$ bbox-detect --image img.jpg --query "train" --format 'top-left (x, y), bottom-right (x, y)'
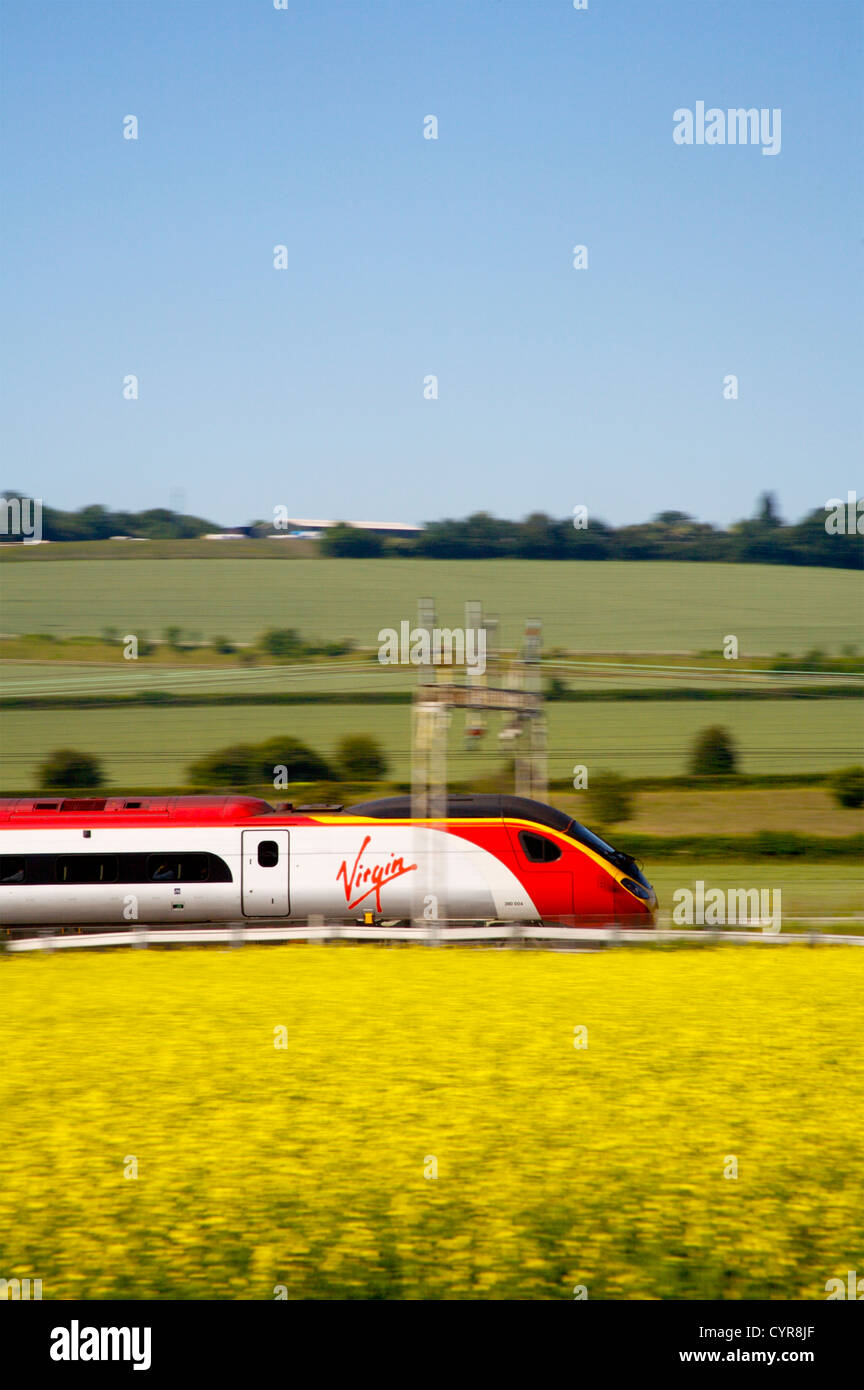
top-left (0, 792), bottom-right (657, 929)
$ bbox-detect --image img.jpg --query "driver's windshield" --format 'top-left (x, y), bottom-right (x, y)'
top-left (568, 820), bottom-right (622, 862)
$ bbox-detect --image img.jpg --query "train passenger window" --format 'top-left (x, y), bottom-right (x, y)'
top-left (0, 856), bottom-right (25, 884)
top-left (148, 858), bottom-right (177, 881)
top-left (0, 851), bottom-right (232, 888)
top-left (257, 840), bottom-right (279, 868)
top-left (177, 855), bottom-right (210, 882)
top-left (518, 831), bottom-right (562, 864)
top-left (25, 856), bottom-right (55, 884)
top-left (146, 854), bottom-right (211, 882)
top-left (56, 855), bottom-right (119, 884)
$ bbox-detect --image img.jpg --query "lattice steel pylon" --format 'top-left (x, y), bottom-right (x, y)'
top-left (410, 599), bottom-right (448, 930)
top-left (410, 598), bottom-right (448, 823)
top-left (410, 602), bottom-right (548, 928)
top-left (514, 617), bottom-right (548, 800)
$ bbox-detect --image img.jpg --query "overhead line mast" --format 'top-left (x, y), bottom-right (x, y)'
top-left (409, 599), bottom-right (549, 927)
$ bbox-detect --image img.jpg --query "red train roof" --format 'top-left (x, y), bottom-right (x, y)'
top-left (0, 795), bottom-right (281, 825)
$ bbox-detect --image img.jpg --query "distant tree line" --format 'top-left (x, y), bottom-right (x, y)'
top-left (395, 495), bottom-right (862, 569)
top-left (11, 501), bottom-right (219, 541)
top-left (97, 626), bottom-right (356, 660)
top-left (3, 492), bottom-right (861, 569)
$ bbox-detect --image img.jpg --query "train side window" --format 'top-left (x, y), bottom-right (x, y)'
top-left (518, 831), bottom-right (562, 864)
top-left (147, 856), bottom-right (178, 881)
top-left (205, 855), bottom-right (232, 882)
top-left (26, 856), bottom-right (55, 884)
top-left (1, 851), bottom-right (232, 887)
top-left (257, 840), bottom-right (279, 868)
top-left (56, 855), bottom-right (119, 884)
top-left (145, 854), bottom-right (214, 882)
top-left (0, 856), bottom-right (25, 884)
top-left (178, 854), bottom-right (210, 882)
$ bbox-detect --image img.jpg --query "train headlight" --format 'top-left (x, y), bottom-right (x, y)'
top-left (620, 876), bottom-right (653, 903)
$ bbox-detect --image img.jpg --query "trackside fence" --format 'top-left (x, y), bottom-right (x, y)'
top-left (3, 921), bottom-right (864, 952)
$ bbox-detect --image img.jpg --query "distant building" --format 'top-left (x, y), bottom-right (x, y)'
top-left (267, 530), bottom-right (322, 540)
top-left (274, 519), bottom-right (422, 539)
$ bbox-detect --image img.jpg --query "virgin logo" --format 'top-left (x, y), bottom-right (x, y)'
top-left (337, 835), bottom-right (418, 912)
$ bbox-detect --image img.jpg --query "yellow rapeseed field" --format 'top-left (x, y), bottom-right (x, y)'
top-left (0, 945), bottom-right (862, 1300)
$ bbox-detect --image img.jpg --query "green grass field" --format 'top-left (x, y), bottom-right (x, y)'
top-left (0, 658), bottom-right (414, 699)
top-left (2, 557), bottom-right (861, 653)
top-left (2, 649), bottom-right (859, 702)
top-left (572, 786), bottom-right (863, 837)
top-left (648, 862), bottom-right (863, 925)
top-left (0, 697), bottom-right (855, 787)
top-left (0, 537), bottom-right (319, 562)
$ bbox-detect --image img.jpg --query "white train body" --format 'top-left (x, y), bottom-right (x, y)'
top-left (0, 823), bottom-right (532, 927)
top-left (0, 795), bottom-right (656, 929)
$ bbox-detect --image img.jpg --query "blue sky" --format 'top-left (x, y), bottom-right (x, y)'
top-left (1, 0), bottom-right (860, 527)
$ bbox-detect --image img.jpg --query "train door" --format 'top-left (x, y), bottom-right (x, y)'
top-left (241, 830), bottom-right (289, 916)
top-left (507, 827), bottom-right (575, 921)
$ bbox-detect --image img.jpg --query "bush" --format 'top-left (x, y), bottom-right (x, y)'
top-left (211, 635), bottom-right (236, 655)
top-left (308, 638), bottom-right (355, 658)
top-left (256, 737), bottom-right (333, 783)
top-left (335, 735), bottom-right (389, 780)
top-left (259, 628), bottom-right (305, 660)
top-left (319, 524), bottom-right (384, 557)
top-left (585, 770), bottom-right (634, 827)
top-left (544, 676), bottom-right (569, 701)
top-left (830, 765), bottom-right (864, 809)
top-left (186, 745), bottom-right (258, 785)
top-left (689, 726), bottom-right (738, 776)
top-left (39, 749), bottom-right (104, 789)
top-left (186, 737), bottom-right (333, 787)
